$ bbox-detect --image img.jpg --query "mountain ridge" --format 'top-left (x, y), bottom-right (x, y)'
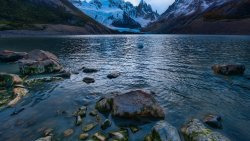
top-left (0, 0), bottom-right (113, 35)
top-left (144, 0), bottom-right (250, 34)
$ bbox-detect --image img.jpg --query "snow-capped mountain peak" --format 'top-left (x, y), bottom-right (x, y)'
top-left (70, 0), bottom-right (159, 32)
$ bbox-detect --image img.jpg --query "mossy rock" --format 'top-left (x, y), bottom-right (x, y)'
top-left (181, 119), bottom-right (231, 141)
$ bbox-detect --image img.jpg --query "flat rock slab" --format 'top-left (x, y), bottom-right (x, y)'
top-left (112, 90), bottom-right (165, 119)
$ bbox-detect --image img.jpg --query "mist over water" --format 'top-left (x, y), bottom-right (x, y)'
top-left (0, 35), bottom-right (250, 141)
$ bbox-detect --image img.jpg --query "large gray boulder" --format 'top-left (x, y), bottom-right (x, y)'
top-left (0, 50), bottom-right (27, 62)
top-left (18, 50), bottom-right (63, 75)
top-left (145, 121), bottom-right (181, 141)
top-left (212, 64), bottom-right (245, 75)
top-left (96, 90), bottom-right (165, 119)
top-left (181, 119), bottom-right (230, 141)
top-left (112, 90), bottom-right (165, 118)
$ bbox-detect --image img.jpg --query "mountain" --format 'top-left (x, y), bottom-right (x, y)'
top-left (145, 0), bottom-right (250, 34)
top-left (71, 0), bottom-right (159, 32)
top-left (0, 0), bottom-right (112, 35)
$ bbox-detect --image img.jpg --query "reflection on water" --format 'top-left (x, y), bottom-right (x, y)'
top-left (0, 35), bottom-right (250, 141)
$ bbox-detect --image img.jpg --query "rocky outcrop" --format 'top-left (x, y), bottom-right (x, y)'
top-left (212, 64), bottom-right (245, 75)
top-left (18, 50), bottom-right (63, 75)
top-left (145, 121), bottom-right (181, 141)
top-left (0, 50), bottom-right (27, 62)
top-left (0, 73), bottom-right (28, 107)
top-left (181, 119), bottom-right (230, 141)
top-left (95, 90), bottom-right (165, 119)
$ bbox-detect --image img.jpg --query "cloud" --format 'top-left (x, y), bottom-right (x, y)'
top-left (125, 0), bottom-right (175, 14)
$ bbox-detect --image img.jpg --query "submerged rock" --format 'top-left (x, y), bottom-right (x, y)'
top-left (83, 123), bottom-right (97, 132)
top-left (150, 121), bottom-right (181, 141)
top-left (203, 115), bottom-right (223, 129)
top-left (89, 110), bottom-right (98, 116)
top-left (212, 64), bottom-right (245, 75)
top-left (75, 106), bottom-right (87, 126)
top-left (130, 126), bottom-right (140, 133)
top-left (83, 77), bottom-right (95, 84)
top-left (77, 106), bottom-right (87, 117)
top-left (93, 132), bottom-right (107, 141)
top-left (112, 90), bottom-right (165, 119)
top-left (79, 133), bottom-right (89, 140)
top-left (95, 98), bottom-right (112, 113)
top-left (44, 128), bottom-right (54, 136)
top-left (107, 71), bottom-right (121, 79)
top-left (18, 50), bottom-right (63, 75)
top-left (109, 129), bottom-right (129, 140)
top-left (181, 119), bottom-right (230, 141)
top-left (76, 115), bottom-right (83, 126)
top-left (35, 136), bottom-right (52, 141)
top-left (64, 129), bottom-right (74, 137)
top-left (101, 119), bottom-right (111, 130)
top-left (0, 50), bottom-right (27, 62)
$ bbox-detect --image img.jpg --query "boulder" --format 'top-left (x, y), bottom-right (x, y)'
top-left (18, 50), bottom-right (63, 75)
top-left (203, 115), bottom-right (222, 129)
top-left (212, 64), bottom-right (245, 75)
top-left (181, 119), bottom-right (230, 141)
top-left (107, 71), bottom-right (121, 79)
top-left (0, 50), bottom-right (27, 62)
top-left (83, 77), bottom-right (95, 84)
top-left (150, 121), bottom-right (181, 141)
top-left (112, 90), bottom-right (165, 119)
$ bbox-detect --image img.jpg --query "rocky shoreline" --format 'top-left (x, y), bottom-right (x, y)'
top-left (0, 49), bottom-right (247, 141)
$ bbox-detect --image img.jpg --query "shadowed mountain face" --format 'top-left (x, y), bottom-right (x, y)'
top-left (145, 0), bottom-right (250, 34)
top-left (0, 0), bottom-right (112, 34)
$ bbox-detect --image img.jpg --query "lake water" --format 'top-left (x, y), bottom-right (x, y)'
top-left (0, 35), bottom-right (250, 141)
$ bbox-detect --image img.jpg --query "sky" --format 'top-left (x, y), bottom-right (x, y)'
top-left (125, 0), bottom-right (175, 14)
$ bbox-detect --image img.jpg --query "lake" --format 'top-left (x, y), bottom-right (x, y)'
top-left (0, 35), bottom-right (250, 141)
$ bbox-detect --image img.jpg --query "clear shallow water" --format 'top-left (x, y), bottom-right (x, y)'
top-left (0, 35), bottom-right (250, 141)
